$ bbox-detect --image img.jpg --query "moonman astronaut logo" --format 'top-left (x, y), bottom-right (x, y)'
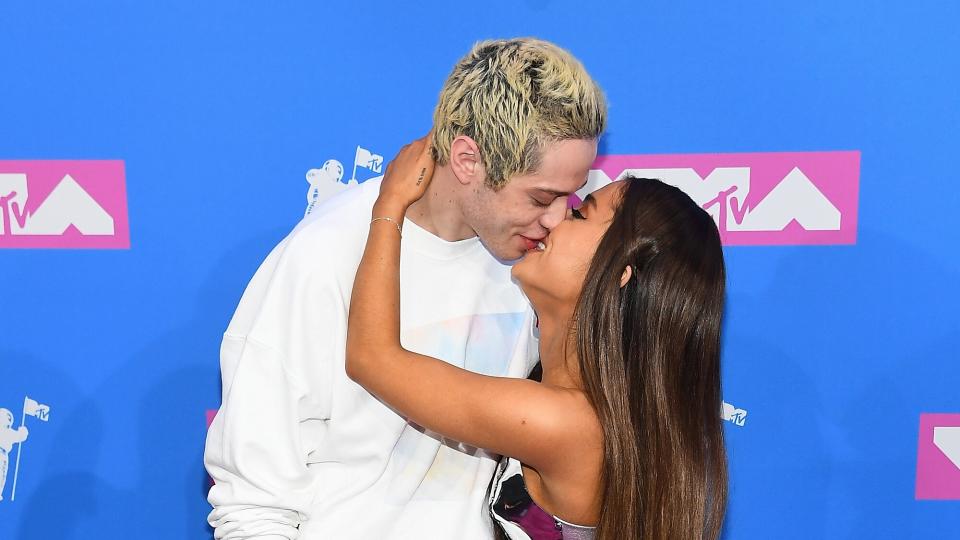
top-left (0, 160), bottom-right (129, 249)
top-left (305, 160), bottom-right (345, 216)
top-left (304, 145), bottom-right (384, 216)
top-left (583, 151), bottom-right (860, 246)
top-left (0, 396), bottom-right (50, 502)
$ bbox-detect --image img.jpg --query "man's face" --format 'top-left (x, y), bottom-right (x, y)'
top-left (462, 138), bottom-right (598, 261)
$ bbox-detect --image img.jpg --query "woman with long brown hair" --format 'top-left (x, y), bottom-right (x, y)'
top-left (346, 136), bottom-right (728, 540)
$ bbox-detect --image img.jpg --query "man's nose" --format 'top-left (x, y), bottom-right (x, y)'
top-left (539, 196), bottom-right (569, 230)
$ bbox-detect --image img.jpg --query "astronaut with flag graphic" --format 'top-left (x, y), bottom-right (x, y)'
top-left (0, 407), bottom-right (28, 501)
top-left (2, 396), bottom-right (50, 502)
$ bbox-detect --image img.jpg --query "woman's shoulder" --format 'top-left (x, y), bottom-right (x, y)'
top-left (551, 387), bottom-right (602, 440)
top-left (525, 387), bottom-right (603, 522)
top-left (530, 386), bottom-right (603, 469)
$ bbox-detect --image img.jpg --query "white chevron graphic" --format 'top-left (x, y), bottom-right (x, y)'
top-left (934, 427), bottom-right (960, 470)
top-left (583, 166), bottom-right (841, 234)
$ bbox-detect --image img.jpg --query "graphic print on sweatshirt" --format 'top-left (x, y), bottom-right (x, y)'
top-left (384, 311), bottom-right (529, 503)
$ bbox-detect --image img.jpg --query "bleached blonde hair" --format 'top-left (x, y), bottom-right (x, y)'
top-left (431, 38), bottom-right (607, 190)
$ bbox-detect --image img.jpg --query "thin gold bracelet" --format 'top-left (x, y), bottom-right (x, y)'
top-left (370, 216), bottom-right (402, 237)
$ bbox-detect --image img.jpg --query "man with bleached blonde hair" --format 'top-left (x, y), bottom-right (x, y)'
top-left (206, 37), bottom-right (605, 539)
top-left (422, 38), bottom-right (606, 261)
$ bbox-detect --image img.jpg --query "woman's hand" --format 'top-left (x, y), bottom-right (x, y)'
top-left (375, 134), bottom-right (435, 215)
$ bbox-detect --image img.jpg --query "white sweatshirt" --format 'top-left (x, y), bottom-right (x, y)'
top-left (204, 178), bottom-right (538, 540)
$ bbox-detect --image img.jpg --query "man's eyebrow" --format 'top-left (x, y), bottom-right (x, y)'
top-left (531, 188), bottom-right (571, 198)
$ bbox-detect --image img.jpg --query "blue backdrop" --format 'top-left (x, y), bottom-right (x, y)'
top-left (2, 1), bottom-right (958, 538)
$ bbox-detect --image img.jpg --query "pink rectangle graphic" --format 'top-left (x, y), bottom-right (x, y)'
top-left (915, 412), bottom-right (960, 500)
top-left (0, 160), bottom-right (129, 249)
top-left (589, 151), bottom-right (860, 246)
top-left (206, 409), bottom-right (218, 486)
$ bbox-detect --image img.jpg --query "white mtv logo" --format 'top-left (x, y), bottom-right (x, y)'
top-left (584, 166), bottom-right (841, 233)
top-left (0, 173), bottom-right (114, 235)
top-left (721, 401), bottom-right (747, 427)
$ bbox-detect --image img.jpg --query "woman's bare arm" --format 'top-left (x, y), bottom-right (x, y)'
top-left (345, 136), bottom-right (572, 469)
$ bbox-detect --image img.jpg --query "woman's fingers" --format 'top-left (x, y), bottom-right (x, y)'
top-left (377, 133), bottom-right (437, 208)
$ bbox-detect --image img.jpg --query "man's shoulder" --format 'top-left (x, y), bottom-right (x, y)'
top-left (296, 177), bottom-right (381, 234)
top-left (283, 178), bottom-right (381, 261)
top-left (242, 178), bottom-right (380, 296)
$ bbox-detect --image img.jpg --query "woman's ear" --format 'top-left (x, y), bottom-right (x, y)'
top-left (449, 136), bottom-right (482, 186)
top-left (619, 265), bottom-right (633, 288)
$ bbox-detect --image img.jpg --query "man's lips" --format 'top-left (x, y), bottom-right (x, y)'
top-left (520, 235), bottom-right (545, 252)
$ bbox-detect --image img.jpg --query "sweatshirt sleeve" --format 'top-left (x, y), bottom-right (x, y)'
top-left (204, 229), bottom-right (348, 540)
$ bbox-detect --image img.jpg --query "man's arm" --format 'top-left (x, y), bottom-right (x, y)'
top-left (205, 338), bottom-right (312, 540)
top-left (205, 231), bottom-right (345, 540)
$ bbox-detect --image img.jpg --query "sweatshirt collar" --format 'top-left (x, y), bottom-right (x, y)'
top-left (401, 217), bottom-right (483, 260)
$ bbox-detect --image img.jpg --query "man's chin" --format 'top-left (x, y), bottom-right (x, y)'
top-left (476, 235), bottom-right (526, 262)
top-left (503, 253), bottom-right (527, 264)
top-left (490, 246), bottom-right (526, 264)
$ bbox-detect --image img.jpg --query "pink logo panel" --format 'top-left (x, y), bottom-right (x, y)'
top-left (588, 151), bottom-right (860, 246)
top-left (206, 409), bottom-right (218, 485)
top-left (915, 412), bottom-right (960, 500)
top-left (0, 160), bottom-right (129, 249)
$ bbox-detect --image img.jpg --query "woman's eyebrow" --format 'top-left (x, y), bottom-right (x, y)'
top-left (583, 193), bottom-right (597, 210)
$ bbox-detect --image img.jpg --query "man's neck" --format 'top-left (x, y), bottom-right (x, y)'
top-left (404, 166), bottom-right (477, 242)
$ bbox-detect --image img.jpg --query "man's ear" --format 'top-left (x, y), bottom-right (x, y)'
top-left (449, 136), bottom-right (483, 186)
top-left (620, 265), bottom-right (633, 288)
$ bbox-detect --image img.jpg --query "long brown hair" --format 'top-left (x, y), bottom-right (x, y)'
top-left (575, 177), bottom-right (728, 539)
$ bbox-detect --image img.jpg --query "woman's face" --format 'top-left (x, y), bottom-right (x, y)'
top-left (512, 181), bottom-right (624, 310)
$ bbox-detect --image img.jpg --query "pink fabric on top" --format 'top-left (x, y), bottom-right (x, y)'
top-left (508, 501), bottom-right (562, 540)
